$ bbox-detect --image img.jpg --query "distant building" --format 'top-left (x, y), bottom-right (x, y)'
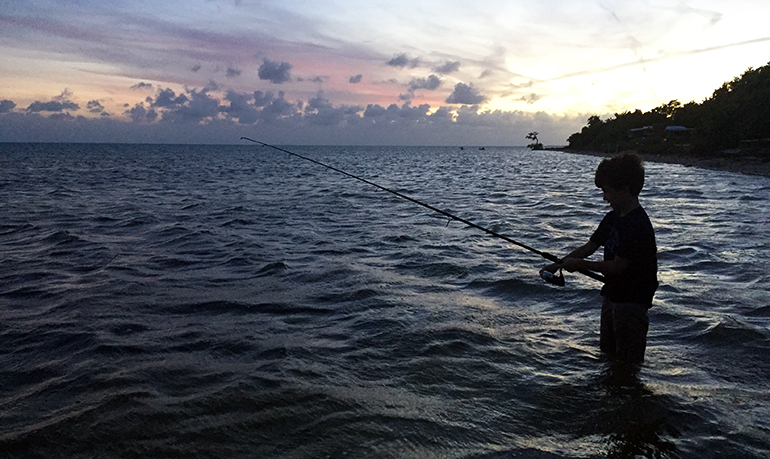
top-left (628, 126), bottom-right (655, 139)
top-left (628, 125), bottom-right (695, 146)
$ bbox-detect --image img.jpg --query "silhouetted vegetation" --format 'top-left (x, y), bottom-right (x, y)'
top-left (567, 62), bottom-right (770, 157)
top-left (526, 131), bottom-right (543, 150)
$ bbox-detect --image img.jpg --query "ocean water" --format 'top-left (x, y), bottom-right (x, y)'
top-left (1, 143), bottom-right (768, 458)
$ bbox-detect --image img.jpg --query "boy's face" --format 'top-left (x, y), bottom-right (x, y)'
top-left (601, 186), bottom-right (631, 212)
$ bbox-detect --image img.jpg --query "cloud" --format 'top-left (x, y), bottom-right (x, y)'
top-left (253, 90), bottom-right (275, 107)
top-left (220, 89), bottom-right (300, 124)
top-left (126, 104), bottom-right (158, 123)
top-left (87, 100), bottom-right (105, 113)
top-left (223, 90), bottom-right (259, 124)
top-left (387, 53), bottom-right (420, 68)
top-left (408, 74), bottom-right (442, 91)
top-left (163, 89), bottom-right (222, 124)
top-left (0, 96), bottom-right (588, 146)
top-left (307, 91), bottom-right (332, 111)
top-left (364, 104), bottom-right (387, 117)
top-left (295, 75), bottom-right (328, 83)
top-left (140, 86), bottom-right (224, 124)
top-left (131, 82), bottom-right (154, 90)
top-left (259, 91), bottom-right (298, 120)
top-left (53, 88), bottom-right (74, 102)
top-left (0, 100), bottom-right (16, 113)
top-left (361, 102), bottom-right (432, 121)
top-left (390, 103), bottom-right (430, 120)
top-left (349, 74), bottom-right (363, 84)
top-left (679, 4), bottom-right (722, 25)
top-left (434, 61), bottom-right (461, 74)
top-left (305, 105), bottom-right (362, 126)
top-left (430, 106), bottom-right (454, 122)
top-left (446, 83), bottom-right (487, 105)
top-left (26, 89), bottom-right (79, 113)
top-left (258, 59), bottom-right (292, 84)
top-left (226, 67), bottom-right (242, 78)
top-left (543, 37), bottom-right (770, 83)
top-left (400, 74), bottom-right (443, 103)
top-left (203, 80), bottom-right (221, 92)
top-left (26, 100), bottom-right (80, 112)
top-left (519, 93), bottom-right (542, 105)
top-left (150, 88), bottom-right (189, 108)
top-left (48, 112), bottom-right (75, 121)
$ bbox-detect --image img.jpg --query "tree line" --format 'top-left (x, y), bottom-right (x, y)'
top-left (566, 61), bottom-right (770, 155)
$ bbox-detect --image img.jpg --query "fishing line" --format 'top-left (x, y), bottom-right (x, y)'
top-left (240, 137), bottom-right (605, 284)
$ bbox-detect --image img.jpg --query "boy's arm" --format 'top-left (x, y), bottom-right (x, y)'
top-left (542, 241), bottom-right (600, 273)
top-left (565, 241), bottom-right (600, 260)
top-left (560, 254), bottom-right (630, 277)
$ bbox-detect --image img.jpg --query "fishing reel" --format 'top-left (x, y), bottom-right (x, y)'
top-left (539, 268), bottom-right (565, 286)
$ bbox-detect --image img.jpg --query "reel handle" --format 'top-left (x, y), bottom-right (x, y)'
top-left (540, 268), bottom-right (565, 286)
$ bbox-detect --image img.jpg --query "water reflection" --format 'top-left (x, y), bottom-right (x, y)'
top-left (595, 364), bottom-right (679, 458)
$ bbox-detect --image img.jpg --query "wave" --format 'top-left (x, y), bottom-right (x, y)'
top-left (685, 315), bottom-right (769, 346)
top-left (256, 261), bottom-right (288, 276)
top-left (394, 260), bottom-right (470, 279)
top-left (163, 300), bottom-right (333, 316)
top-left (465, 277), bottom-right (550, 297)
top-left (746, 305), bottom-right (770, 317)
top-left (2, 144), bottom-right (769, 458)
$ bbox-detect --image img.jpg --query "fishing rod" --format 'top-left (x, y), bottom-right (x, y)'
top-left (240, 137), bottom-right (605, 284)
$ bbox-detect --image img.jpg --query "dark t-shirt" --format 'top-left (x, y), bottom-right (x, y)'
top-left (590, 205), bottom-right (658, 306)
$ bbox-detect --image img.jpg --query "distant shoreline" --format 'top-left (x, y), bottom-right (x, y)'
top-left (550, 148), bottom-right (770, 178)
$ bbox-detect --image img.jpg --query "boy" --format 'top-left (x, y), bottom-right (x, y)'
top-left (542, 152), bottom-right (658, 364)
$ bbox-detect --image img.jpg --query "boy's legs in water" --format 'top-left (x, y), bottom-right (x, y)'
top-left (600, 298), bottom-right (649, 364)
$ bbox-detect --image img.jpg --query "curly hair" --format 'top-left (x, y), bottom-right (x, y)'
top-left (594, 151), bottom-right (645, 196)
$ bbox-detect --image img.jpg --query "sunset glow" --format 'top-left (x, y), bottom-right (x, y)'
top-left (1, 0), bottom-right (769, 144)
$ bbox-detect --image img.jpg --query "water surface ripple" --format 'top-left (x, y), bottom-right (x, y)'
top-left (1, 144), bottom-right (769, 458)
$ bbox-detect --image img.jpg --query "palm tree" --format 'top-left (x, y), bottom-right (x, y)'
top-left (526, 132), bottom-right (543, 150)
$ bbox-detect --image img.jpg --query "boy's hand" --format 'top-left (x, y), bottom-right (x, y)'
top-left (539, 264), bottom-right (566, 286)
top-left (541, 262), bottom-right (559, 274)
top-left (558, 257), bottom-right (583, 272)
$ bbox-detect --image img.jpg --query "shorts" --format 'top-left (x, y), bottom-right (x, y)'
top-left (600, 297), bottom-right (649, 364)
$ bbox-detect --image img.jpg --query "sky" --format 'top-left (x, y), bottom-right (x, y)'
top-left (1, 0), bottom-right (769, 145)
